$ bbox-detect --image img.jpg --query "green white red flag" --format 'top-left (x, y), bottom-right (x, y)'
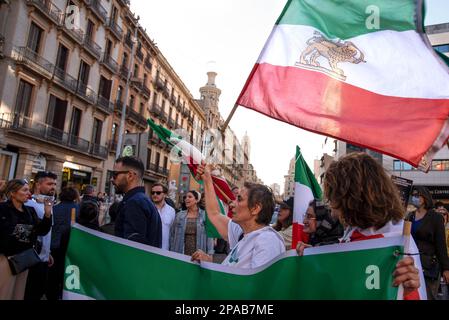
top-left (236, 0), bottom-right (449, 170)
top-left (147, 118), bottom-right (235, 237)
top-left (292, 146), bottom-right (322, 249)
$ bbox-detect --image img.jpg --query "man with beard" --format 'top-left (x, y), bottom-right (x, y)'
top-left (150, 183), bottom-right (175, 251)
top-left (24, 171), bottom-right (57, 300)
top-left (111, 157), bottom-right (162, 248)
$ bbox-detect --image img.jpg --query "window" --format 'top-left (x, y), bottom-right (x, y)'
top-left (70, 107), bottom-right (82, 138)
top-left (139, 102), bottom-right (144, 114)
top-left (15, 80), bottom-right (34, 116)
top-left (112, 123), bottom-right (118, 142)
top-left (163, 156), bottom-right (168, 170)
top-left (105, 39), bottom-right (113, 57)
top-left (55, 44), bottom-right (69, 72)
top-left (27, 22), bottom-right (43, 53)
top-left (92, 118), bottom-right (103, 145)
top-left (98, 76), bottom-right (112, 100)
top-left (117, 86), bottom-right (123, 102)
top-left (86, 20), bottom-right (95, 41)
top-left (431, 160), bottom-right (449, 171)
top-left (111, 6), bottom-right (118, 23)
top-left (129, 95), bottom-right (135, 109)
top-left (78, 60), bottom-right (90, 86)
top-left (155, 152), bottom-right (160, 167)
top-left (143, 73), bottom-right (147, 86)
top-left (47, 95), bottom-right (68, 139)
top-left (147, 149), bottom-right (152, 170)
top-left (393, 160), bottom-right (414, 171)
top-left (122, 52), bottom-right (128, 67)
top-left (134, 64), bottom-right (138, 77)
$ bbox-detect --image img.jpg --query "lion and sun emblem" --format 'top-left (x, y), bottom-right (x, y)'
top-left (295, 31), bottom-right (366, 81)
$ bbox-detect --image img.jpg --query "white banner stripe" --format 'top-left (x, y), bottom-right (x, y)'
top-left (258, 25), bottom-right (449, 99)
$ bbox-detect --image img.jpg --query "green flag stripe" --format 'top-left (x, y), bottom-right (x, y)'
top-left (276, 0), bottom-right (419, 40)
top-left (294, 146), bottom-right (322, 199)
top-left (64, 227), bottom-right (402, 300)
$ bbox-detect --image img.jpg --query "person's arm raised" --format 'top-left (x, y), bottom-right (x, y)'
top-left (198, 162), bottom-right (230, 241)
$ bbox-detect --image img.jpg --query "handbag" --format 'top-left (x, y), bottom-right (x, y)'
top-left (7, 248), bottom-right (41, 275)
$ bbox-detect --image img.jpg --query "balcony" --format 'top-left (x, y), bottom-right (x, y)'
top-left (115, 100), bottom-right (125, 114)
top-left (120, 64), bottom-right (129, 79)
top-left (150, 103), bottom-right (161, 115)
top-left (125, 35), bottom-right (133, 49)
top-left (176, 101), bottom-right (182, 112)
top-left (89, 143), bottom-right (108, 158)
top-left (188, 115), bottom-right (193, 125)
top-left (108, 139), bottom-right (118, 153)
top-left (0, 113), bottom-right (109, 159)
top-left (159, 111), bottom-right (168, 123)
top-left (83, 36), bottom-right (102, 60)
top-left (60, 23), bottom-right (85, 45)
top-left (96, 95), bottom-right (114, 114)
top-left (159, 167), bottom-right (169, 176)
top-left (53, 66), bottom-right (78, 92)
top-left (153, 77), bottom-right (165, 92)
top-left (106, 18), bottom-right (123, 40)
top-left (117, 0), bottom-right (130, 6)
top-left (101, 53), bottom-right (119, 74)
top-left (88, 0), bottom-right (107, 23)
top-left (167, 118), bottom-right (175, 129)
top-left (76, 82), bottom-right (97, 105)
top-left (131, 77), bottom-right (143, 91)
top-left (13, 46), bottom-right (54, 78)
top-left (26, 0), bottom-right (63, 26)
top-left (136, 48), bottom-right (144, 61)
top-left (170, 95), bottom-right (177, 106)
top-left (142, 84), bottom-right (151, 99)
top-left (144, 58), bottom-right (152, 71)
top-left (127, 107), bottom-right (147, 128)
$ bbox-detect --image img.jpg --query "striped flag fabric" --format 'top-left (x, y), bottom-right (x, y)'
top-left (236, 0), bottom-right (449, 171)
top-left (147, 118), bottom-right (235, 237)
top-left (63, 224), bottom-right (409, 300)
top-left (292, 146), bottom-right (322, 249)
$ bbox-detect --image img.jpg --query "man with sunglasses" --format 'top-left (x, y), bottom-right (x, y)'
top-left (111, 157), bottom-right (162, 248)
top-left (150, 183), bottom-right (175, 251)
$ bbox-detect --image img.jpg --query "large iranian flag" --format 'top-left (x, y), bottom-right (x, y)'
top-left (292, 146), bottom-right (322, 249)
top-left (237, 0), bottom-right (449, 170)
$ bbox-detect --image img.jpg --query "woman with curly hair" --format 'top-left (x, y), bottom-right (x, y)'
top-left (299, 152), bottom-right (424, 299)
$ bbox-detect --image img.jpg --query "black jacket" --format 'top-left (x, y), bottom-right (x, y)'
top-left (114, 187), bottom-right (162, 248)
top-left (407, 210), bottom-right (449, 273)
top-left (0, 201), bottom-right (52, 256)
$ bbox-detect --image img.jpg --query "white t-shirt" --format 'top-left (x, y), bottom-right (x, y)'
top-left (25, 198), bottom-right (53, 262)
top-left (157, 202), bottom-right (176, 250)
top-left (222, 220), bottom-right (285, 269)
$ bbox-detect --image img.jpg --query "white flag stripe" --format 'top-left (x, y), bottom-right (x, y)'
top-left (293, 182), bottom-right (314, 225)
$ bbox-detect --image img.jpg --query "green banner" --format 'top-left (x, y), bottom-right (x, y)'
top-left (63, 225), bottom-right (402, 300)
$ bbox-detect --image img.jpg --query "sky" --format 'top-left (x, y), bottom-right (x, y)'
top-left (130, 0), bottom-right (449, 192)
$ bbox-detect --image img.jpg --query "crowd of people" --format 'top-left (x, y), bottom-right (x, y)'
top-left (1, 153), bottom-right (448, 300)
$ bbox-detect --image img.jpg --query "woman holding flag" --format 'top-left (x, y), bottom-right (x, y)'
top-left (297, 152), bottom-right (424, 299)
top-left (191, 163), bottom-right (285, 268)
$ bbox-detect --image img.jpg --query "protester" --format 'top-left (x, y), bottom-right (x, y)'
top-left (191, 163), bottom-right (285, 268)
top-left (0, 179), bottom-right (52, 300)
top-left (406, 187), bottom-right (449, 300)
top-left (297, 152), bottom-right (424, 299)
top-left (111, 156), bottom-right (162, 247)
top-left (100, 202), bottom-right (120, 236)
top-left (272, 197), bottom-right (294, 250)
top-left (81, 185), bottom-right (98, 204)
top-left (77, 201), bottom-right (100, 231)
top-left (170, 190), bottom-right (214, 256)
top-left (24, 171), bottom-right (57, 300)
top-left (97, 192), bottom-right (106, 203)
top-left (47, 187), bottom-right (80, 300)
top-left (151, 183), bottom-right (175, 251)
top-left (296, 199), bottom-right (344, 255)
top-left (434, 202), bottom-right (449, 256)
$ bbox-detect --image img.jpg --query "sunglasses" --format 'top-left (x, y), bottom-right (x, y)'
top-left (303, 213), bottom-right (316, 220)
top-left (111, 170), bottom-right (130, 178)
top-left (151, 191), bottom-right (164, 195)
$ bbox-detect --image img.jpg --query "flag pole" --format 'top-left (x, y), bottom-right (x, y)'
top-left (397, 220), bottom-right (412, 300)
top-left (220, 103), bottom-right (239, 134)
